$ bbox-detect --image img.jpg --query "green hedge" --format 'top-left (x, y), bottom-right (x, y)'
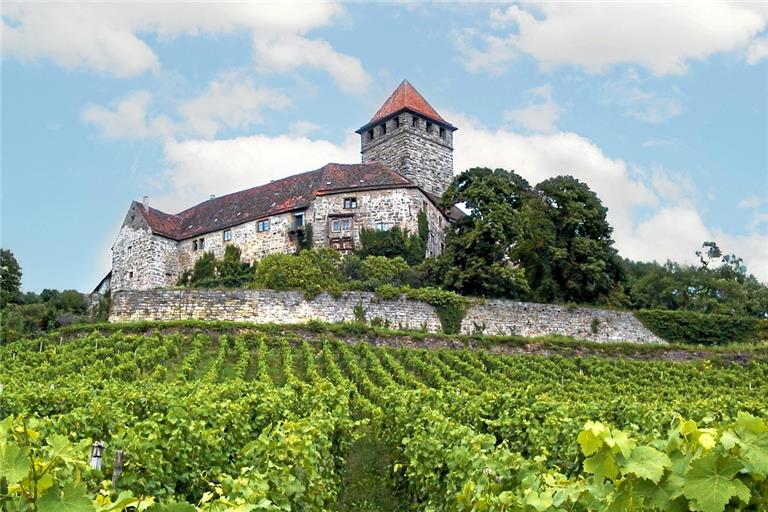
top-left (635, 309), bottom-right (767, 345)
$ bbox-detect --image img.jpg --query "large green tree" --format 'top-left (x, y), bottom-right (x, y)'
top-left (521, 176), bottom-right (625, 304)
top-left (437, 167), bottom-right (530, 298)
top-left (1, 249), bottom-right (23, 307)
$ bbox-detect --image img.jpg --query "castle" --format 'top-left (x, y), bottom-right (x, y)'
top-left (106, 80), bottom-right (460, 292)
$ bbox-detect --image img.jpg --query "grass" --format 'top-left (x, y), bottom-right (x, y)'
top-left (55, 319), bottom-right (768, 358)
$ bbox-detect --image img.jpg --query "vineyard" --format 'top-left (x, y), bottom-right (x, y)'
top-left (1, 324), bottom-right (767, 511)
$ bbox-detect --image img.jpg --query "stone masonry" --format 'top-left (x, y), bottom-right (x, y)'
top-left (361, 113), bottom-right (454, 197)
top-left (110, 289), bottom-right (665, 344)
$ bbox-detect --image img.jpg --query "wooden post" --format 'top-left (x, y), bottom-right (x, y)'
top-left (112, 450), bottom-right (124, 487)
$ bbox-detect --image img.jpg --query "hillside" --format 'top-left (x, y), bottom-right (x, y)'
top-left (1, 322), bottom-right (767, 511)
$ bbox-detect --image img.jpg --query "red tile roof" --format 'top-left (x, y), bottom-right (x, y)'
top-left (136, 162), bottom-right (415, 240)
top-left (360, 80), bottom-right (454, 131)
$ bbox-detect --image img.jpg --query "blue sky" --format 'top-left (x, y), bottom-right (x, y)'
top-left (2, 2), bottom-right (767, 292)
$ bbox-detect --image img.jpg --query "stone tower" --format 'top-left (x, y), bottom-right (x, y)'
top-left (356, 80), bottom-right (457, 197)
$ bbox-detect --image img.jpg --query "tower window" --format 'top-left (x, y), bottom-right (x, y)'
top-left (394, 116), bottom-right (400, 128)
top-left (367, 129), bottom-right (374, 141)
top-left (439, 127), bottom-right (446, 139)
top-left (223, 229), bottom-right (232, 242)
top-left (412, 115), bottom-right (418, 127)
top-left (257, 219), bottom-right (270, 232)
top-left (343, 197), bottom-right (357, 209)
top-left (380, 123), bottom-right (387, 135)
top-left (426, 121), bottom-right (432, 134)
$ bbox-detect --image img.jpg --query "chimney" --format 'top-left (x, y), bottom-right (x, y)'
top-left (142, 196), bottom-right (149, 210)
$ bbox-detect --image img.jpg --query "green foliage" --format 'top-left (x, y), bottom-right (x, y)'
top-left (636, 309), bottom-right (766, 345)
top-left (2, 325), bottom-right (767, 510)
top-left (624, 242), bottom-right (768, 318)
top-left (252, 248), bottom-right (343, 297)
top-left (0, 249), bottom-right (22, 307)
top-left (521, 175), bottom-right (625, 304)
top-left (438, 167), bottom-right (533, 299)
top-left (177, 246), bottom-right (252, 289)
top-left (296, 223), bottom-right (314, 252)
top-left (357, 213), bottom-right (428, 266)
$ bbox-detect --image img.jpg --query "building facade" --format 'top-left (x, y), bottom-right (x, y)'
top-left (107, 80), bottom-right (460, 292)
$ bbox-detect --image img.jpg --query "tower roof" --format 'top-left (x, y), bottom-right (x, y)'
top-left (358, 80), bottom-right (455, 132)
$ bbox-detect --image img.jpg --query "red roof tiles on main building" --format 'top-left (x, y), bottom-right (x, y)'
top-left (136, 162), bottom-right (414, 241)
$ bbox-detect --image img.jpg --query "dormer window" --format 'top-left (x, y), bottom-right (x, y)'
top-left (367, 129), bottom-right (374, 141)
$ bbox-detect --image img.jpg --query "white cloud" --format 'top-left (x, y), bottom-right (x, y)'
top-left (450, 112), bottom-right (768, 281)
top-left (747, 37), bottom-right (768, 64)
top-left (461, 3), bottom-right (768, 75)
top-left (153, 133), bottom-right (359, 212)
top-left (178, 73), bottom-right (291, 139)
top-left (81, 91), bottom-right (176, 140)
top-left (289, 120), bottom-right (322, 137)
top-left (2, 3), bottom-right (370, 92)
top-left (253, 34), bottom-right (371, 94)
top-left (504, 84), bottom-right (562, 133)
top-left (83, 73), bottom-right (289, 140)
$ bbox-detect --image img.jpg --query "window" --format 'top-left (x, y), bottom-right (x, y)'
top-left (394, 116), bottom-right (400, 128)
top-left (367, 129), bottom-right (374, 141)
top-left (376, 222), bottom-right (390, 232)
top-left (341, 218), bottom-right (351, 231)
top-left (331, 219), bottom-right (341, 233)
top-left (343, 197), bottom-right (357, 209)
top-left (128, 271), bottom-right (133, 279)
top-left (439, 127), bottom-right (446, 139)
top-left (294, 212), bottom-right (305, 228)
top-left (223, 229), bottom-right (232, 242)
top-left (426, 121), bottom-right (432, 134)
top-left (192, 238), bottom-right (204, 251)
top-left (257, 219), bottom-right (270, 232)
top-left (380, 123), bottom-right (387, 135)
top-left (412, 115), bottom-right (418, 127)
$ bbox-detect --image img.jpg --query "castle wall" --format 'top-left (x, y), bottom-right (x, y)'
top-left (361, 114), bottom-right (454, 197)
top-left (177, 209), bottom-right (305, 270)
top-left (110, 289), bottom-right (665, 344)
top-left (312, 188), bottom-right (446, 256)
top-left (112, 203), bottom-right (180, 291)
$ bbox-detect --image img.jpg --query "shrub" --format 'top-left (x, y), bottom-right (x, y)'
top-left (635, 309), bottom-right (766, 345)
top-left (252, 248), bottom-right (343, 297)
top-left (362, 256), bottom-right (410, 286)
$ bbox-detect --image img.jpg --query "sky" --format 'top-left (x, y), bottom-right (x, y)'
top-left (2, 2), bottom-right (767, 293)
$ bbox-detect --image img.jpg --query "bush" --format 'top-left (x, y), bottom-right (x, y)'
top-left (252, 248), bottom-right (343, 297)
top-left (635, 309), bottom-right (766, 345)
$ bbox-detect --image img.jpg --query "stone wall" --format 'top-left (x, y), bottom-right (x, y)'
top-left (361, 113), bottom-right (454, 197)
top-left (110, 289), bottom-right (665, 344)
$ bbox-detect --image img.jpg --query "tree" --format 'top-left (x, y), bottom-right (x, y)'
top-left (1, 249), bottom-right (22, 306)
top-left (522, 176), bottom-right (625, 304)
top-left (437, 168), bottom-right (531, 298)
top-left (357, 211), bottom-right (429, 266)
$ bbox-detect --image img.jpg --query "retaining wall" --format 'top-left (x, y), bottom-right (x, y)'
top-left (110, 289), bottom-right (664, 344)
